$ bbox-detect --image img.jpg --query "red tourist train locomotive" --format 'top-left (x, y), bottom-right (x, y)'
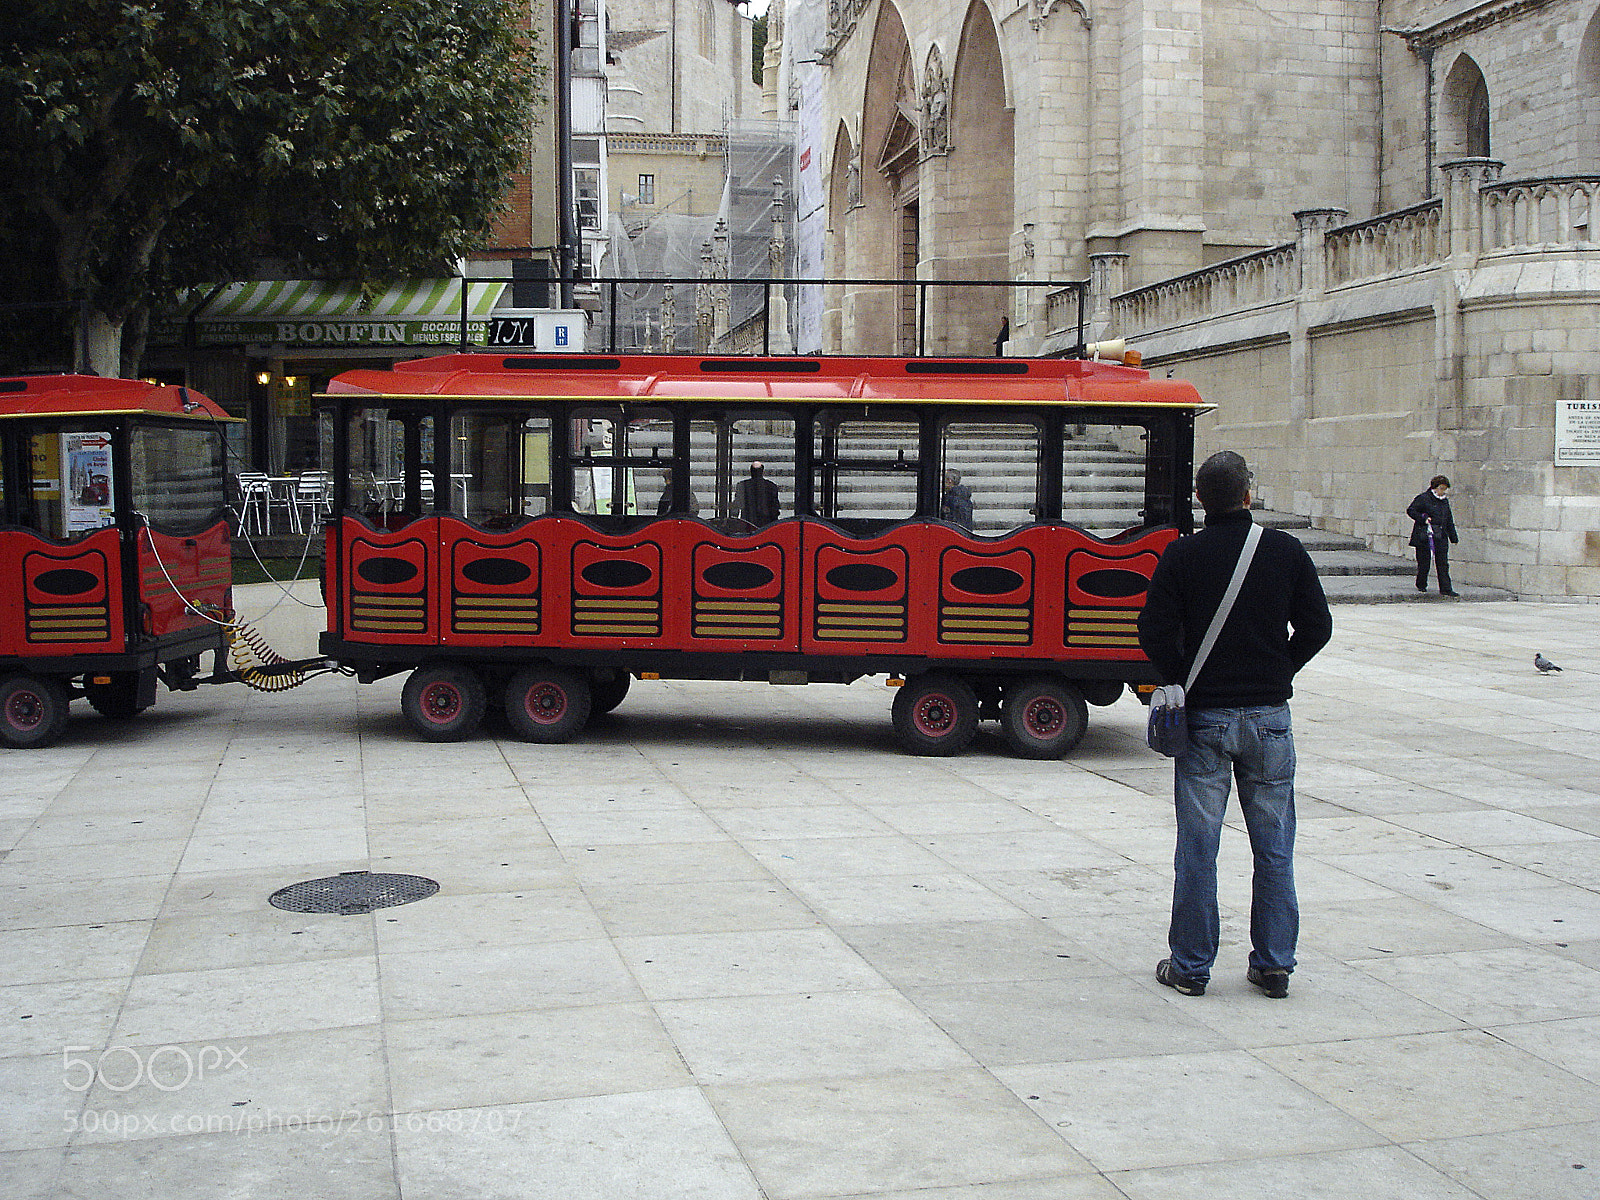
top-left (0, 375), bottom-right (235, 747)
top-left (319, 351), bottom-right (1207, 756)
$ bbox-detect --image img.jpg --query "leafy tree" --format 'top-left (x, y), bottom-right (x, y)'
top-left (752, 11), bottom-right (767, 86)
top-left (1, 0), bottom-right (541, 376)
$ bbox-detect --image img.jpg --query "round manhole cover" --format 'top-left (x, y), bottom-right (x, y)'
top-left (269, 871), bottom-right (439, 916)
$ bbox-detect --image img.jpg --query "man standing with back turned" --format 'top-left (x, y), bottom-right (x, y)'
top-left (1137, 452), bottom-right (1332, 998)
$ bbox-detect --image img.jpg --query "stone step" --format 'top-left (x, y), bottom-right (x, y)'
top-left (1252, 507), bottom-right (1517, 603)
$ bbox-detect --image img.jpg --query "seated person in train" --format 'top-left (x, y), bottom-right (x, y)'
top-left (941, 469), bottom-right (974, 530)
top-left (656, 467), bottom-right (700, 516)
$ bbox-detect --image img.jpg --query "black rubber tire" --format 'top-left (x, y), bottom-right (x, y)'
top-left (1000, 677), bottom-right (1089, 759)
top-left (400, 663), bottom-right (487, 742)
top-left (0, 674), bottom-right (72, 750)
top-left (505, 666), bottom-right (592, 743)
top-left (589, 671), bottom-right (632, 716)
top-left (1078, 678), bottom-right (1125, 707)
top-left (84, 673), bottom-right (148, 719)
top-left (891, 673), bottom-right (979, 756)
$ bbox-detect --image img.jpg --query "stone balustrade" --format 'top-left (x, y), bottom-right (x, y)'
top-left (1325, 200), bottom-right (1442, 287)
top-left (1050, 161), bottom-right (1600, 341)
top-left (1481, 176), bottom-right (1600, 252)
top-left (1110, 243), bottom-right (1298, 332)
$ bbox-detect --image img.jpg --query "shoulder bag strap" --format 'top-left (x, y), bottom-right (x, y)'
top-left (1183, 521), bottom-right (1263, 693)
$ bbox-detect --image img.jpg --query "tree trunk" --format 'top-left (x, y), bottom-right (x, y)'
top-left (81, 308), bottom-right (124, 377)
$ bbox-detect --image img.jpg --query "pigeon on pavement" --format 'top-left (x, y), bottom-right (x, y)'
top-left (1534, 653), bottom-right (1562, 673)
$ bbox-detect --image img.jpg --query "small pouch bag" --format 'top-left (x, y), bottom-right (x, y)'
top-left (1145, 523), bottom-right (1262, 758)
top-left (1146, 683), bottom-right (1188, 756)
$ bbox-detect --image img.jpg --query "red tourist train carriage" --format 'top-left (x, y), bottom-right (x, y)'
top-left (322, 351), bottom-right (1208, 756)
top-left (0, 376), bottom-right (235, 747)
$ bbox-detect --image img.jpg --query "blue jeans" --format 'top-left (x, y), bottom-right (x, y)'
top-left (1168, 705), bottom-right (1298, 982)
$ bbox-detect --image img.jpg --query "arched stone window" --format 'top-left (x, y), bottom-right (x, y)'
top-left (1441, 55), bottom-right (1491, 160)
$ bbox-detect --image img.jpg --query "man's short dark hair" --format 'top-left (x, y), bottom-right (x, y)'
top-left (1195, 451), bottom-right (1252, 514)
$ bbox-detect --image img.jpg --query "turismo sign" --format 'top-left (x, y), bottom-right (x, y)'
top-left (1556, 400), bottom-right (1600, 465)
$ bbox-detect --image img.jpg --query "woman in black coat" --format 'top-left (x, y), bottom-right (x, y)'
top-left (1407, 475), bottom-right (1459, 596)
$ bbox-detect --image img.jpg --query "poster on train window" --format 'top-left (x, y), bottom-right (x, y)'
top-left (63, 432), bottom-right (115, 532)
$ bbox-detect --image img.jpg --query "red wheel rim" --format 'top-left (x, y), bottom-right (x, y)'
top-left (912, 693), bottom-right (956, 737)
top-left (5, 688), bottom-right (45, 732)
top-left (420, 681), bottom-right (462, 725)
top-left (522, 681), bottom-right (568, 725)
top-left (1022, 696), bottom-right (1064, 738)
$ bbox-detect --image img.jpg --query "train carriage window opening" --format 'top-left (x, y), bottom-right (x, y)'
top-left (1061, 420), bottom-right (1157, 537)
top-left (567, 406), bottom-right (671, 528)
top-left (454, 410), bottom-right (516, 524)
top-left (678, 409), bottom-right (797, 531)
top-left (6, 423), bottom-right (122, 541)
top-left (130, 425), bottom-right (226, 535)
top-left (346, 406), bottom-right (435, 524)
top-left (813, 411), bottom-right (919, 537)
top-left (939, 419), bottom-right (1042, 537)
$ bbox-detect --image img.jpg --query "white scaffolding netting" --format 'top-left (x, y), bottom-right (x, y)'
top-left (602, 120), bottom-right (796, 354)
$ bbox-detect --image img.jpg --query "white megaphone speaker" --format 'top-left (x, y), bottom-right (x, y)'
top-left (1085, 339), bottom-right (1125, 361)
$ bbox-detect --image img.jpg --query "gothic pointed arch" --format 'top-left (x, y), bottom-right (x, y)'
top-left (1581, 9), bottom-right (1600, 165)
top-left (824, 122), bottom-right (857, 350)
top-left (1440, 54), bottom-right (1491, 160)
top-left (850, 0), bottom-right (917, 352)
top-left (932, 0), bottom-right (1014, 354)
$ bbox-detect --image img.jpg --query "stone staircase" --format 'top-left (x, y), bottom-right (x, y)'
top-left (1254, 508), bottom-right (1515, 603)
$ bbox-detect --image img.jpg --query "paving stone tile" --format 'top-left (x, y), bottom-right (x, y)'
top-left (54, 1126), bottom-right (398, 1199)
top-left (1256, 1029), bottom-right (1600, 1142)
top-left (997, 1050), bottom-right (1379, 1172)
top-left (392, 1088), bottom-right (763, 1200)
top-left (1111, 1144), bottom-right (1481, 1200)
top-left (1404, 1121), bottom-right (1600, 1200)
top-left (385, 1004), bottom-right (692, 1111)
top-left (1356, 945), bottom-right (1600, 1026)
top-left (708, 1069), bottom-right (1091, 1198)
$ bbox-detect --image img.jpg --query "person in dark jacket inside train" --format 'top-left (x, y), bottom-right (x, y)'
top-left (1138, 451), bottom-right (1332, 999)
top-left (1407, 475), bottom-right (1459, 596)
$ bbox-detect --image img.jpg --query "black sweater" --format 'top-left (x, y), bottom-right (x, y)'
top-left (1137, 509), bottom-right (1333, 708)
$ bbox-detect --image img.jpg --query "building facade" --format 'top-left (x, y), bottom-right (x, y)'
top-left (771, 0), bottom-right (1600, 596)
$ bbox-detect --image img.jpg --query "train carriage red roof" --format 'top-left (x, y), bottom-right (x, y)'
top-left (0, 375), bottom-right (235, 421)
top-left (326, 353), bottom-right (1210, 410)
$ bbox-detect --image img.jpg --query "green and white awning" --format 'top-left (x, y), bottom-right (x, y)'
top-left (165, 279), bottom-right (506, 347)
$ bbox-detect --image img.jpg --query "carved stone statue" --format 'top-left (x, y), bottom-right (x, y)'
top-left (922, 47), bottom-right (949, 156)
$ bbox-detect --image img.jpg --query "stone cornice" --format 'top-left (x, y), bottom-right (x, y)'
top-left (1398, 0), bottom-right (1553, 51)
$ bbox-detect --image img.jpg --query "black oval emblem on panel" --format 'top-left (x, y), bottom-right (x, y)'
top-left (949, 566), bottom-right (1025, 596)
top-left (461, 557), bottom-right (532, 588)
top-left (702, 561), bottom-right (775, 591)
top-left (581, 559), bottom-right (653, 589)
top-left (1077, 568), bottom-right (1149, 599)
top-left (357, 556), bottom-right (420, 586)
top-left (825, 563), bottom-right (899, 593)
top-left (33, 568), bottom-right (98, 596)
